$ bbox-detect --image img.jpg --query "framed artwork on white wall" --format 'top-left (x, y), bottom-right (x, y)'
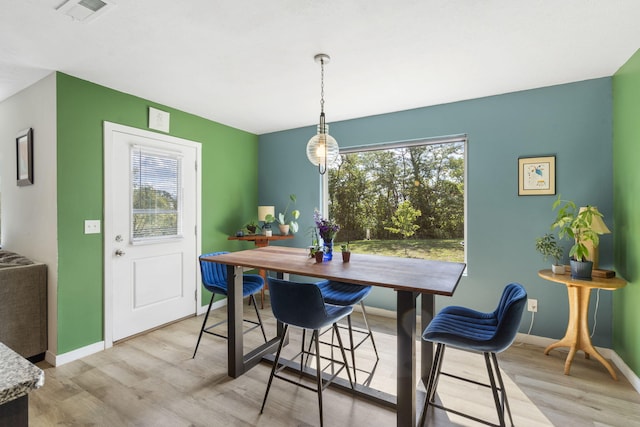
top-left (16, 128), bottom-right (34, 186)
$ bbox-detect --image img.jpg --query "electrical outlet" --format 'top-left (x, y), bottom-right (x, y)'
top-left (84, 219), bottom-right (101, 234)
top-left (527, 298), bottom-right (538, 313)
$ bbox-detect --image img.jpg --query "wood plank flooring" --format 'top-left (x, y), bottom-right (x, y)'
top-left (30, 300), bottom-right (640, 426)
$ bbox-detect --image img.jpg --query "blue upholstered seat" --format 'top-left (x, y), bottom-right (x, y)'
top-left (261, 278), bottom-right (354, 427)
top-left (269, 279), bottom-right (353, 330)
top-left (420, 283), bottom-right (527, 427)
top-left (192, 252), bottom-right (266, 358)
top-left (198, 252), bottom-right (264, 298)
top-left (315, 280), bottom-right (372, 306)
top-left (314, 280), bottom-right (379, 384)
top-left (423, 283), bottom-right (526, 353)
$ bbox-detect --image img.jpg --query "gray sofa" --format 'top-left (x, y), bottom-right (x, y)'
top-left (0, 250), bottom-right (47, 361)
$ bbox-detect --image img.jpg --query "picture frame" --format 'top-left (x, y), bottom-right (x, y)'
top-left (518, 155), bottom-right (555, 196)
top-left (16, 128), bottom-right (34, 186)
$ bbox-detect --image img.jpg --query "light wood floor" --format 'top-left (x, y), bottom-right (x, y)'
top-left (30, 300), bottom-right (640, 426)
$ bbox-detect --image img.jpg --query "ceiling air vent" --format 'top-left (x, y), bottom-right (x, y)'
top-left (56, 0), bottom-right (114, 22)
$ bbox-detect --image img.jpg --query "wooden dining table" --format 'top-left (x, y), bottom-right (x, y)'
top-left (203, 246), bottom-right (465, 426)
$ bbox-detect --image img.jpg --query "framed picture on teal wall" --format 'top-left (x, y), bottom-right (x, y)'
top-left (518, 155), bottom-right (555, 196)
top-left (16, 128), bottom-right (33, 186)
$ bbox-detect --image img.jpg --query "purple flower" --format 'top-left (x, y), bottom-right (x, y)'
top-left (314, 209), bottom-right (340, 242)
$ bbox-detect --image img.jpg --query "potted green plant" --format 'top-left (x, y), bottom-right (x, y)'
top-left (310, 244), bottom-right (324, 263)
top-left (551, 196), bottom-right (607, 279)
top-left (245, 220), bottom-right (259, 235)
top-left (340, 243), bottom-right (351, 263)
top-left (265, 194), bottom-right (300, 235)
top-left (535, 233), bottom-right (564, 274)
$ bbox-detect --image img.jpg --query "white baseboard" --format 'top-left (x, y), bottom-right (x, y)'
top-left (355, 304), bottom-right (396, 318)
top-left (47, 341), bottom-right (105, 366)
top-left (196, 298), bottom-right (227, 315)
top-left (610, 350), bottom-right (640, 393)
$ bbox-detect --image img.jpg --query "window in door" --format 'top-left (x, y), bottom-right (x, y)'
top-left (131, 146), bottom-right (182, 241)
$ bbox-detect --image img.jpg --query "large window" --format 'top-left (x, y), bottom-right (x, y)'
top-left (327, 135), bottom-right (466, 262)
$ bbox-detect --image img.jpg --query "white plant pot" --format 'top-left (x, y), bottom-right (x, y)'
top-left (551, 264), bottom-right (565, 274)
top-left (278, 224), bottom-right (290, 235)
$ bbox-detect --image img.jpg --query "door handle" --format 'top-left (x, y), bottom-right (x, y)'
top-left (115, 249), bottom-right (126, 257)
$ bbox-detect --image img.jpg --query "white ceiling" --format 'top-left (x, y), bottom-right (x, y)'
top-left (2, 0), bottom-right (640, 134)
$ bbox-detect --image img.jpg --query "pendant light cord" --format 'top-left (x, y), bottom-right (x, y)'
top-left (320, 57), bottom-right (325, 116)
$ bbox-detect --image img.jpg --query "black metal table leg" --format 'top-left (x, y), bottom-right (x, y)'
top-left (397, 290), bottom-right (418, 426)
top-left (228, 265), bottom-right (244, 377)
top-left (421, 293), bottom-right (434, 385)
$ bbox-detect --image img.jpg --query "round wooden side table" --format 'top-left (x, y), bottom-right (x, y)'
top-left (538, 269), bottom-right (626, 380)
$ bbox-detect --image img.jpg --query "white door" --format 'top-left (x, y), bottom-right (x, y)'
top-left (104, 122), bottom-right (201, 344)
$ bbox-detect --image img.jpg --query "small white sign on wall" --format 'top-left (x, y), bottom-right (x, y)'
top-left (148, 107), bottom-right (170, 133)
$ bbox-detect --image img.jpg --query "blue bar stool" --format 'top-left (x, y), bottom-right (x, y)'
top-left (260, 277), bottom-right (354, 427)
top-left (315, 280), bottom-right (379, 383)
top-left (192, 252), bottom-right (267, 358)
top-left (419, 283), bottom-right (527, 427)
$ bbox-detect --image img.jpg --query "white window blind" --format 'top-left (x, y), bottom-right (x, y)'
top-left (131, 146), bottom-right (182, 241)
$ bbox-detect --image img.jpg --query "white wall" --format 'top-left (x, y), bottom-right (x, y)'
top-left (0, 73), bottom-right (58, 355)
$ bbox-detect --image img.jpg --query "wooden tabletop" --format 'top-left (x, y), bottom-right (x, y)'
top-left (538, 269), bottom-right (626, 290)
top-left (205, 246), bottom-right (466, 295)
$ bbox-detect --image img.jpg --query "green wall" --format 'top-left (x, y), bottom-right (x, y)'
top-left (613, 49), bottom-right (640, 376)
top-left (259, 78), bottom-right (615, 347)
top-left (56, 73), bottom-right (258, 353)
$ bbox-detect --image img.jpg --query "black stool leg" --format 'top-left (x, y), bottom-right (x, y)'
top-left (359, 301), bottom-right (379, 359)
top-left (491, 352), bottom-right (514, 427)
top-left (250, 294), bottom-right (267, 342)
top-left (261, 325), bottom-right (288, 414)
top-left (333, 323), bottom-right (354, 388)
top-left (192, 294), bottom-right (215, 358)
top-left (314, 329), bottom-right (324, 427)
top-left (484, 352), bottom-right (506, 427)
top-left (419, 342), bottom-right (445, 426)
top-left (346, 315), bottom-right (357, 383)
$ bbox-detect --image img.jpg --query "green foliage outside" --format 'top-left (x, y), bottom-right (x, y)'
top-left (329, 142), bottom-right (464, 248)
top-left (132, 185), bottom-right (178, 238)
top-left (335, 238), bottom-right (464, 263)
top-left (385, 200), bottom-right (422, 238)
top-left (384, 200), bottom-right (422, 256)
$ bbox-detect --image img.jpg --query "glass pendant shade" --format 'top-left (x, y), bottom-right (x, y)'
top-left (306, 53), bottom-right (338, 174)
top-left (306, 124), bottom-right (339, 170)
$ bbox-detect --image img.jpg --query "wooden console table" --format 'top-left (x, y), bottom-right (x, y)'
top-left (228, 233), bottom-right (293, 248)
top-left (227, 234), bottom-right (293, 307)
top-left (538, 269), bottom-right (626, 380)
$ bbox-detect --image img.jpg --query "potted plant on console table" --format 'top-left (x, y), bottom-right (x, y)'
top-left (265, 194), bottom-right (300, 235)
top-left (535, 233), bottom-right (564, 274)
top-left (551, 196), bottom-right (610, 279)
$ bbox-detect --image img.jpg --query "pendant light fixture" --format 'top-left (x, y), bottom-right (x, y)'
top-left (306, 53), bottom-right (339, 175)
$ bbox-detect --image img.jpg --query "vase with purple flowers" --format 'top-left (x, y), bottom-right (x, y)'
top-left (313, 209), bottom-right (340, 262)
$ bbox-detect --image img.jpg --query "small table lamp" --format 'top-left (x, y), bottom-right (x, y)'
top-left (258, 206), bottom-right (274, 236)
top-left (579, 206), bottom-right (611, 269)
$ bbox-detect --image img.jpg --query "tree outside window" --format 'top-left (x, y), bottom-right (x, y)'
top-left (328, 141), bottom-right (465, 262)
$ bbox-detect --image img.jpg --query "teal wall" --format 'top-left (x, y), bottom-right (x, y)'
top-left (56, 73), bottom-right (259, 353)
top-left (613, 49), bottom-right (640, 376)
top-left (259, 78), bottom-right (615, 347)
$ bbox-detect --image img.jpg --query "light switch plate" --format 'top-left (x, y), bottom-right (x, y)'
top-left (84, 220), bottom-right (101, 234)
